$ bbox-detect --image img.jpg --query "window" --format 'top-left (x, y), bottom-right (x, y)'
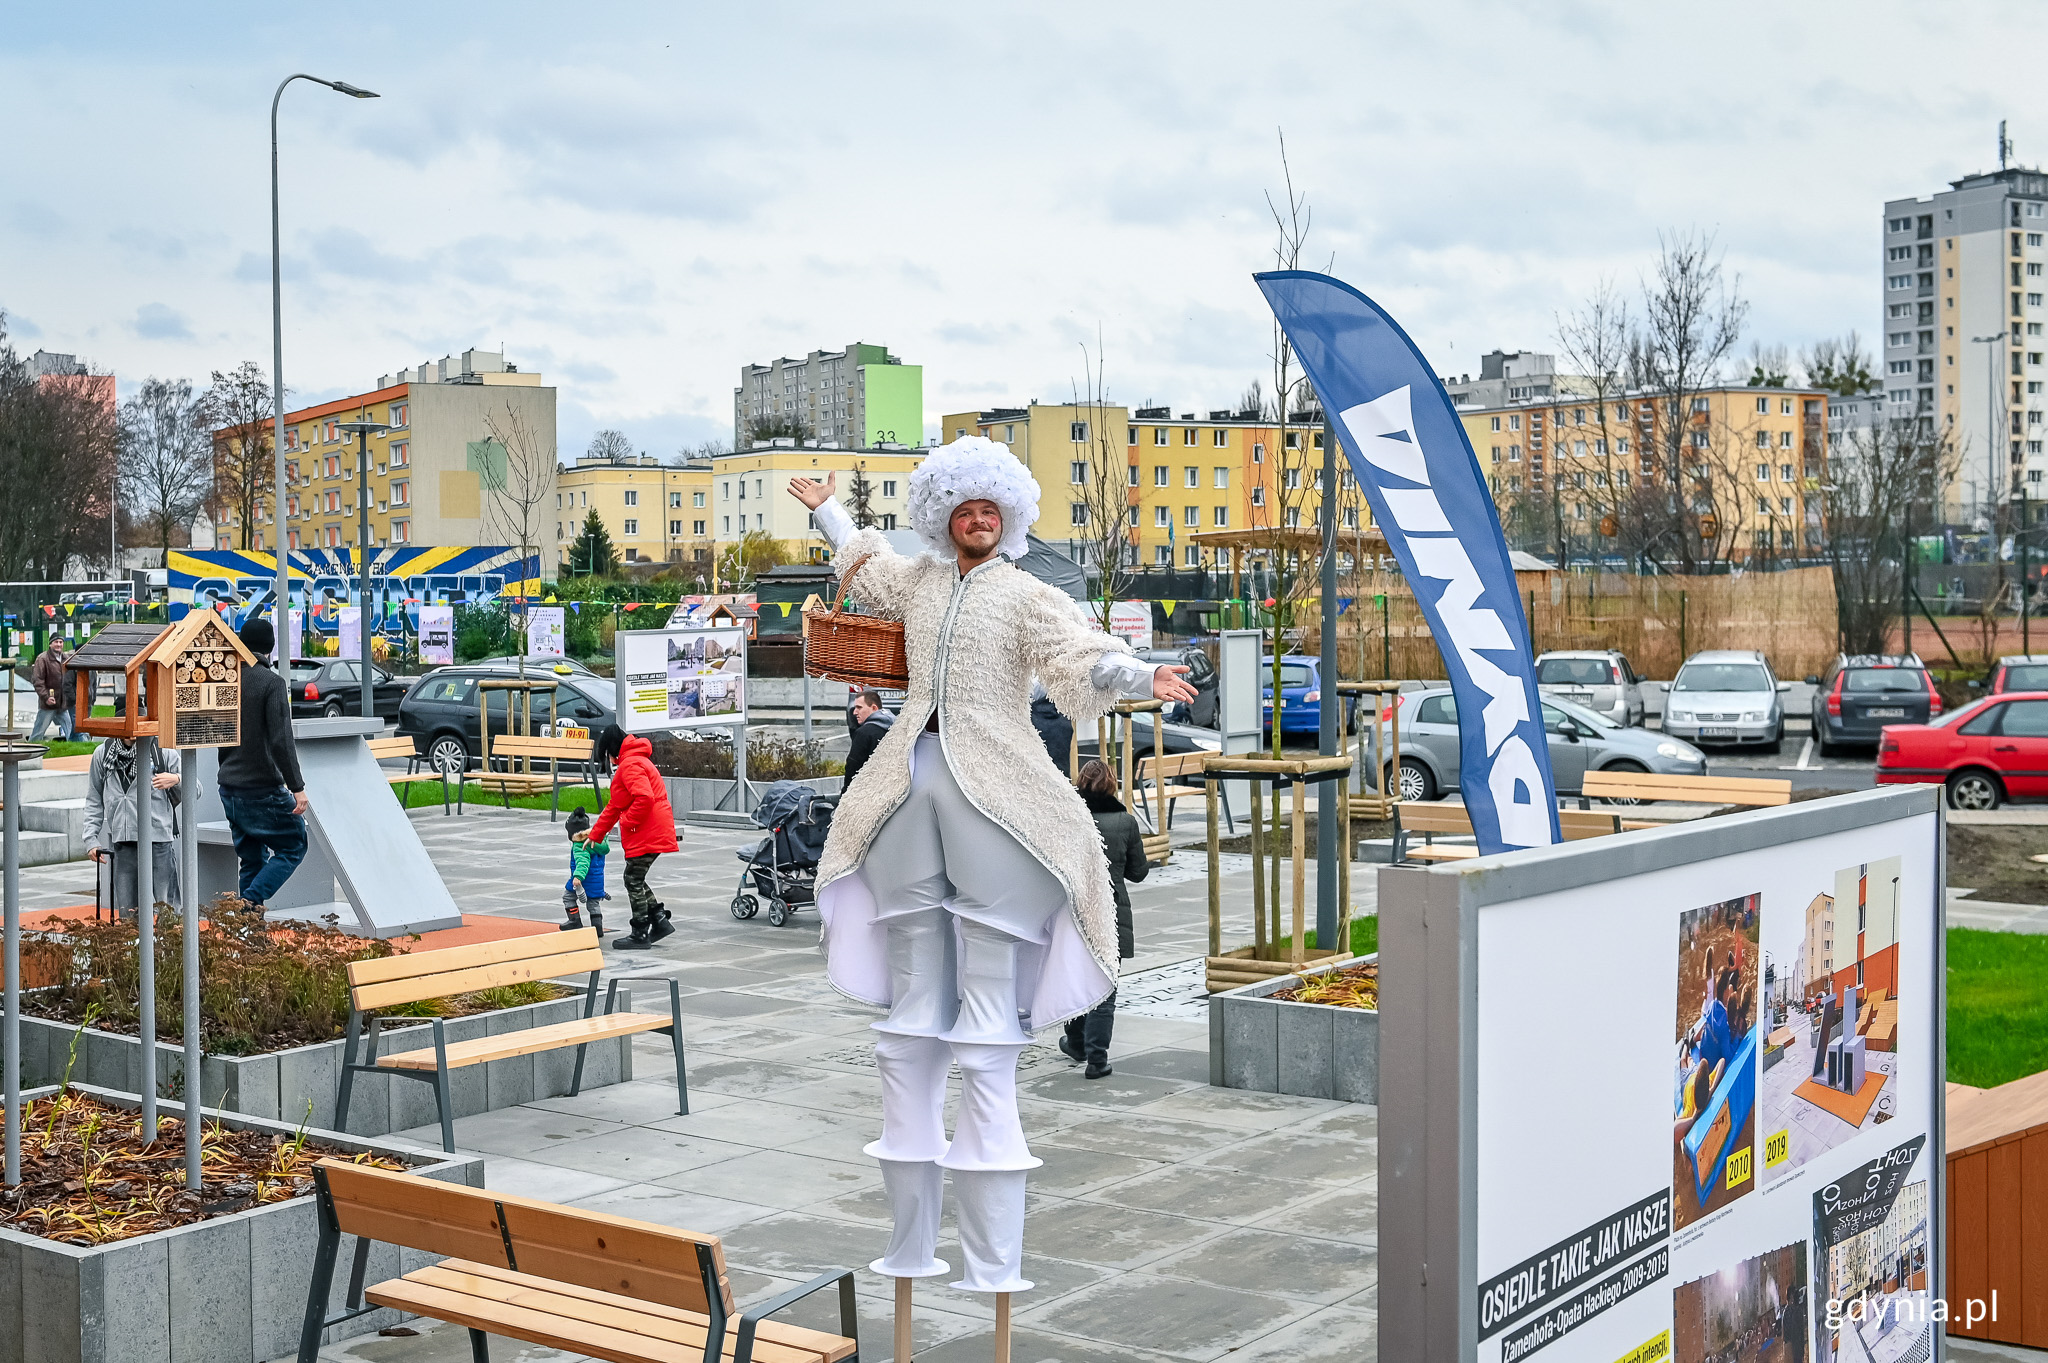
top-left (1282, 508), bottom-right (1300, 528)
top-left (1756, 396), bottom-right (1770, 413)
top-left (1252, 442), bottom-right (1264, 463)
top-left (624, 489), bottom-right (638, 507)
top-left (1128, 465), bottom-right (1139, 486)
top-left (692, 490), bottom-right (706, 508)
top-left (1780, 497), bottom-right (1793, 515)
top-left (389, 402), bottom-right (408, 427)
top-left (1756, 463), bottom-right (1771, 481)
top-left (1491, 416), bottom-right (1502, 432)
top-left (1154, 506), bottom-right (1170, 528)
top-left (391, 480), bottom-right (409, 506)
top-left (882, 480), bottom-right (897, 497)
top-left (1779, 431), bottom-right (1794, 448)
top-left (880, 514), bottom-right (898, 529)
top-left (1509, 414), bottom-right (1522, 431)
top-left (1888, 217), bottom-right (1912, 232)
top-left (693, 519), bottom-right (705, 535)
top-left (1070, 461), bottom-right (1088, 484)
top-left (1184, 505), bottom-right (1199, 527)
top-left (1154, 427), bottom-right (1168, 446)
top-left (388, 442), bottom-right (408, 468)
top-left (722, 515), bottom-right (731, 533)
top-left (1493, 445), bottom-right (1503, 463)
top-left (622, 518), bottom-right (638, 535)
top-left (754, 514), bottom-right (763, 530)
top-left (1781, 463), bottom-right (1795, 481)
top-left (1154, 546), bottom-right (1171, 565)
top-left (1213, 428), bottom-right (1229, 446)
top-left (1127, 426), bottom-right (1137, 446)
top-left (1888, 274), bottom-right (1913, 290)
top-left (1572, 440), bottom-right (1586, 457)
top-left (1888, 246), bottom-right (1912, 261)
top-left (1003, 424), bottom-right (1015, 443)
top-left (1214, 507), bottom-right (1229, 526)
top-left (1251, 486), bottom-right (1266, 507)
top-left (1186, 545), bottom-right (1201, 566)
top-left (1183, 427), bottom-right (1196, 445)
top-left (1283, 468), bottom-right (1300, 489)
top-left (390, 520), bottom-right (409, 543)
top-left (1692, 432), bottom-right (1710, 449)
top-left (1755, 430), bottom-right (1771, 448)
top-left (721, 481), bottom-right (731, 500)
top-left (669, 491), bottom-right (682, 508)
top-left (1214, 468), bottom-right (1228, 488)
top-left (1889, 360), bottom-right (1913, 374)
top-left (1127, 506), bottom-right (1139, 528)
top-left (1510, 445), bottom-right (1522, 462)
top-left (1153, 466), bottom-right (1168, 486)
top-left (2035, 294), bottom-right (2048, 308)
top-left (1070, 503), bottom-right (1088, 526)
top-left (1069, 421), bottom-right (1088, 442)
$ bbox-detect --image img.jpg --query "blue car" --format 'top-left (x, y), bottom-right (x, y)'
top-left (1262, 655), bottom-right (1354, 736)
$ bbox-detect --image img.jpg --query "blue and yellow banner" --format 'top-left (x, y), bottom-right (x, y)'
top-left (168, 546), bottom-right (542, 641)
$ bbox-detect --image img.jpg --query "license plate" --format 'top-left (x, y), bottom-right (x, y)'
top-left (1702, 726), bottom-right (1738, 738)
top-left (1562, 692), bottom-right (1594, 704)
top-left (1866, 708), bottom-right (1905, 718)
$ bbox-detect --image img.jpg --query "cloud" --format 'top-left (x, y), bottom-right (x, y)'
top-left (132, 303), bottom-right (193, 341)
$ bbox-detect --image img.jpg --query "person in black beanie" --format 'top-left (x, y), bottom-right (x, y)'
top-left (215, 616), bottom-right (310, 906)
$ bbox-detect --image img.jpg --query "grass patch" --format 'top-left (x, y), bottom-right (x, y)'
top-left (398, 782), bottom-right (609, 814)
top-left (1268, 914), bottom-right (1379, 961)
top-left (1949, 927), bottom-right (2048, 1087)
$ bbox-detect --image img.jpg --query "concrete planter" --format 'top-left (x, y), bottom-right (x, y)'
top-left (17, 991), bottom-right (632, 1139)
top-left (1208, 954), bottom-right (1378, 1103)
top-left (0, 1083), bottom-right (484, 1363)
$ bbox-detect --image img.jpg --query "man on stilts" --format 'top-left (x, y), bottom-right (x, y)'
top-left (790, 437), bottom-right (1194, 1313)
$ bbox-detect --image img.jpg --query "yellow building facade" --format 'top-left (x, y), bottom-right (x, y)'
top-left (555, 456), bottom-right (712, 572)
top-left (711, 442), bottom-right (927, 559)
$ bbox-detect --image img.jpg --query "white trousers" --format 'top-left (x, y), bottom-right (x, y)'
top-left (859, 732), bottom-right (1061, 1293)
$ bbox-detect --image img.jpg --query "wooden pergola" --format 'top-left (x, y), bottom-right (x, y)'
top-left (1187, 526), bottom-right (1388, 599)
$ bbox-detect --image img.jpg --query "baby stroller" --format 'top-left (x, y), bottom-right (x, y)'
top-left (732, 780), bottom-right (836, 927)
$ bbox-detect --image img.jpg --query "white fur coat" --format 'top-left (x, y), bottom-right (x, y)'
top-left (814, 527), bottom-right (1137, 1027)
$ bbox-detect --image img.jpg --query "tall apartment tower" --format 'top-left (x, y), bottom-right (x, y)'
top-left (1884, 154), bottom-right (2048, 512)
top-left (732, 342), bottom-right (923, 451)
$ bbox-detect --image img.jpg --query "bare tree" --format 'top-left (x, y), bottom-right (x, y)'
top-left (1818, 416), bottom-right (1950, 655)
top-left (670, 436), bottom-right (729, 466)
top-left (1744, 341), bottom-right (1793, 388)
top-left (480, 401), bottom-right (558, 675)
top-left (1550, 278), bottom-right (1636, 569)
top-left (1802, 334), bottom-right (1878, 398)
top-left (119, 377), bottom-right (211, 565)
top-left (198, 361), bottom-right (278, 552)
top-left (586, 428), bottom-right (633, 463)
top-left (1070, 335), bottom-right (1137, 627)
top-left (744, 413), bottom-right (812, 446)
top-left (0, 317), bottom-right (117, 579)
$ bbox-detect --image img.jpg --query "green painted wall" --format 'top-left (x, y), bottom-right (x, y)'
top-left (863, 364), bottom-right (923, 447)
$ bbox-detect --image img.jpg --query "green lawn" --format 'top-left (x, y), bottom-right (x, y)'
top-left (1948, 927), bottom-right (2048, 1087)
top-left (393, 781), bottom-right (611, 815)
top-left (1267, 914), bottom-right (1379, 962)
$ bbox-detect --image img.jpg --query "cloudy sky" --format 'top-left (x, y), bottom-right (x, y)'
top-left (2, 2), bottom-right (2033, 459)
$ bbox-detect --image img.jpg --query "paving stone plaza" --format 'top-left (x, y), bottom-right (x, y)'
top-left (13, 804), bottom-right (1383, 1363)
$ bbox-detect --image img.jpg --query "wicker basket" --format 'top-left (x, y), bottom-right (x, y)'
top-left (802, 552), bottom-right (909, 689)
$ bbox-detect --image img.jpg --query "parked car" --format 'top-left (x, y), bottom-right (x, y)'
top-left (1805, 653), bottom-right (1939, 755)
top-left (1990, 655), bottom-right (2048, 695)
top-left (288, 659), bottom-right (412, 720)
top-left (1534, 649), bottom-right (1646, 727)
top-left (1262, 655), bottom-right (1355, 736)
top-left (1136, 646), bottom-right (1217, 726)
top-left (1374, 687), bottom-right (1704, 802)
top-left (1659, 650), bottom-right (1789, 753)
top-left (1875, 691), bottom-right (2048, 809)
top-left (471, 655), bottom-right (599, 678)
top-left (396, 665), bottom-right (617, 774)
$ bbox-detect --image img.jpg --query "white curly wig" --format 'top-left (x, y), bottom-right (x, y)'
top-left (906, 436), bottom-right (1040, 561)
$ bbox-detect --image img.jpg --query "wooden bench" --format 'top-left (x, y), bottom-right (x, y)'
top-left (298, 1160), bottom-right (856, 1363)
top-left (1580, 769), bottom-right (1792, 810)
top-left (1134, 751), bottom-right (1229, 833)
top-left (1392, 803), bottom-right (1654, 863)
top-left (473, 733), bottom-right (597, 819)
top-left (368, 735), bottom-right (452, 813)
top-left (337, 929), bottom-right (688, 1153)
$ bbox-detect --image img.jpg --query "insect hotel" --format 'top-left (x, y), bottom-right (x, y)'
top-left (63, 613), bottom-right (253, 747)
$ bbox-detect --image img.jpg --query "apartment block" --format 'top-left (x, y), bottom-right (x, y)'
top-left (213, 349), bottom-right (559, 567)
top-left (733, 341), bottom-right (923, 450)
top-left (712, 441), bottom-right (928, 558)
top-left (556, 454), bottom-right (712, 571)
top-left (1884, 162), bottom-right (2048, 509)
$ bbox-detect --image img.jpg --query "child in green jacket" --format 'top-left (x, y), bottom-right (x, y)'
top-left (561, 807), bottom-right (611, 935)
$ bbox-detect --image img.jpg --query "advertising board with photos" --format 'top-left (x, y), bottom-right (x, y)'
top-left (613, 625), bottom-right (747, 734)
top-left (1464, 790), bottom-right (1940, 1363)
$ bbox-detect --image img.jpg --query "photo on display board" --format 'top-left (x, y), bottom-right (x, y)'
top-left (1758, 858), bottom-right (1902, 1187)
top-left (1673, 893), bottom-right (1762, 1231)
top-left (1813, 1168), bottom-right (1929, 1363)
top-left (665, 630), bottom-right (742, 722)
top-left (1673, 1240), bottom-right (1809, 1363)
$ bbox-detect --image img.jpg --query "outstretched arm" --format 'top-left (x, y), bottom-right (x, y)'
top-left (788, 472), bottom-right (915, 614)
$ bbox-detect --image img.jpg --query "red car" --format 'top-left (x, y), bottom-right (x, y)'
top-left (1876, 690), bottom-right (2048, 809)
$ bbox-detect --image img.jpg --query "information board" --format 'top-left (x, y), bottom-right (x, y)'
top-left (1380, 786), bottom-right (1945, 1363)
top-left (613, 625), bottom-right (747, 733)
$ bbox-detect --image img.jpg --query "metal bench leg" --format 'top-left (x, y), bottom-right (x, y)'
top-left (431, 1019), bottom-right (456, 1153)
top-left (668, 978), bottom-right (689, 1115)
top-left (297, 1172), bottom-right (345, 1363)
top-left (468, 1327), bottom-right (490, 1362)
top-left (336, 1012), bottom-right (362, 1134)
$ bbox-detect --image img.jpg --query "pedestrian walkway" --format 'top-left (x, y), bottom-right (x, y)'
top-left (265, 805), bottom-right (1380, 1362)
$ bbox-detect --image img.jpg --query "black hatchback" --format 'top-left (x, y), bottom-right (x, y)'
top-left (1807, 653), bottom-right (1941, 754)
top-left (396, 665), bottom-right (617, 774)
top-left (288, 659), bottom-right (412, 720)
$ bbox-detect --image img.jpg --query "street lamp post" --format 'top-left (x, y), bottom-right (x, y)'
top-left (271, 74), bottom-right (378, 658)
top-left (340, 422), bottom-right (392, 717)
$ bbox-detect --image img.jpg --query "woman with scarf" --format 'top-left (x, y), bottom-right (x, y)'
top-left (83, 737), bottom-right (187, 919)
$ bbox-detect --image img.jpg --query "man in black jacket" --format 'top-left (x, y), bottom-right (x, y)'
top-left (215, 617), bottom-right (309, 905)
top-left (843, 689), bottom-right (892, 783)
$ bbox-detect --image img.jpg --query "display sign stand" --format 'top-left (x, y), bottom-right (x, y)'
top-left (1379, 785), bottom-right (1946, 1363)
top-left (1212, 629), bottom-right (1262, 825)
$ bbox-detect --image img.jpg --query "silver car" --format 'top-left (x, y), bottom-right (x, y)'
top-left (1659, 649), bottom-right (1789, 753)
top-left (1535, 649), bottom-right (1646, 727)
top-left (1374, 687), bottom-right (1705, 802)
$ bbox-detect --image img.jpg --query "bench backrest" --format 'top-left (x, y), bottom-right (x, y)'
top-left (346, 928), bottom-right (603, 1012)
top-left (316, 1160), bottom-right (734, 1314)
top-left (1581, 769), bottom-right (1791, 806)
top-left (366, 737), bottom-right (416, 759)
top-left (1136, 752), bottom-right (1207, 780)
top-left (1556, 809), bottom-right (1624, 841)
top-left (1399, 803), bottom-right (1474, 835)
top-left (490, 735), bottom-right (592, 761)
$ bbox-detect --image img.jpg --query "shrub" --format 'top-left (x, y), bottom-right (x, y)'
top-left (647, 731), bottom-right (841, 780)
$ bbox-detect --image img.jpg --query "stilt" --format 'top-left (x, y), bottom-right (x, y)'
top-left (895, 1276), bottom-right (913, 1361)
top-left (994, 1292), bottom-right (1011, 1363)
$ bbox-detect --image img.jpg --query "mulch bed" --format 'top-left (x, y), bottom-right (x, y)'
top-left (1949, 824), bottom-right (2048, 905)
top-left (1271, 960), bottom-right (1379, 1010)
top-left (0, 1090), bottom-right (404, 1247)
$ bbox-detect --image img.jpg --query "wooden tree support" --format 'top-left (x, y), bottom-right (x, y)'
top-left (1202, 753), bottom-right (1356, 991)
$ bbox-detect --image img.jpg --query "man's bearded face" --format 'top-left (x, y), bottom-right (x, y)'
top-left (950, 499), bottom-right (1002, 556)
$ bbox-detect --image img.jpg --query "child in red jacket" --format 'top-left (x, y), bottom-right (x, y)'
top-left (577, 728), bottom-right (679, 949)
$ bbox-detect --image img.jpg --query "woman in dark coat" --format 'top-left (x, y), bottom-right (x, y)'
top-left (1061, 759), bottom-right (1148, 1078)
